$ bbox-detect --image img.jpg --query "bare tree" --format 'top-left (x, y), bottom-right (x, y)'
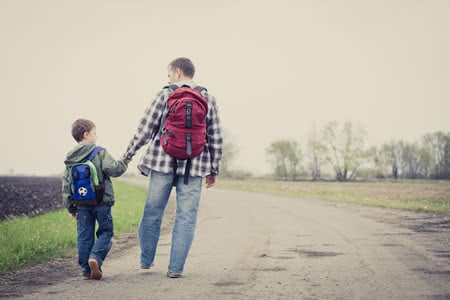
top-left (322, 121), bottom-right (366, 181)
top-left (400, 142), bottom-right (430, 179)
top-left (307, 126), bottom-right (327, 180)
top-left (267, 140), bottom-right (287, 179)
top-left (382, 140), bottom-right (404, 179)
top-left (287, 140), bottom-right (302, 180)
top-left (366, 145), bottom-right (388, 179)
top-left (266, 139), bottom-right (302, 180)
top-left (422, 131), bottom-right (450, 179)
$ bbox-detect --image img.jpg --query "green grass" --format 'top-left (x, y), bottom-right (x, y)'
top-left (384, 179), bottom-right (449, 185)
top-left (112, 181), bottom-right (147, 233)
top-left (217, 178), bottom-right (450, 215)
top-left (0, 181), bottom-right (146, 273)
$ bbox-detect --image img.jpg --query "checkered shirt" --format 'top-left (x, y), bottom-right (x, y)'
top-left (123, 80), bottom-right (223, 177)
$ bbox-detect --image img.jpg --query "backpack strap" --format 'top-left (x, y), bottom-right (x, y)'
top-left (159, 84), bottom-right (179, 136)
top-left (83, 146), bottom-right (103, 186)
top-left (164, 84), bottom-right (179, 91)
top-left (193, 86), bottom-right (207, 93)
top-left (172, 159), bottom-right (192, 185)
top-left (184, 159), bottom-right (192, 185)
top-left (86, 146), bottom-right (104, 161)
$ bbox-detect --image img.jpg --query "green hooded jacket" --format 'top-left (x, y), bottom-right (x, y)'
top-left (62, 144), bottom-right (128, 213)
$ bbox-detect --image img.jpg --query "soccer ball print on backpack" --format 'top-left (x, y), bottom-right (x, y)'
top-left (69, 146), bottom-right (104, 206)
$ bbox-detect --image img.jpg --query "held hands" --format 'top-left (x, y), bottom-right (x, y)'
top-left (71, 211), bottom-right (77, 219)
top-left (206, 176), bottom-right (216, 188)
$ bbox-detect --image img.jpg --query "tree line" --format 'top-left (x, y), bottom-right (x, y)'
top-left (219, 121), bottom-right (448, 182)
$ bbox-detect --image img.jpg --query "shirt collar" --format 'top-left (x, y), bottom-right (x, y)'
top-left (174, 79), bottom-right (197, 88)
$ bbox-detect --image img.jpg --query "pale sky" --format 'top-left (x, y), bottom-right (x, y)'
top-left (1, 0), bottom-right (449, 176)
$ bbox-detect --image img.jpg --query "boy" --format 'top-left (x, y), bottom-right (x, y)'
top-left (62, 118), bottom-right (128, 280)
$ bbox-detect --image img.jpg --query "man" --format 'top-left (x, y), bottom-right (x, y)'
top-left (123, 57), bottom-right (223, 278)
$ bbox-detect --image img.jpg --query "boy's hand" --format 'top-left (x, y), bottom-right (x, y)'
top-left (206, 176), bottom-right (216, 188)
top-left (71, 211), bottom-right (77, 218)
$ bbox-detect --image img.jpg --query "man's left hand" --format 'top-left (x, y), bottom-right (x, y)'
top-left (206, 176), bottom-right (216, 188)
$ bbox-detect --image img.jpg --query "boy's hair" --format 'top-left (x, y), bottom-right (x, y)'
top-left (72, 119), bottom-right (95, 142)
top-left (169, 57), bottom-right (195, 78)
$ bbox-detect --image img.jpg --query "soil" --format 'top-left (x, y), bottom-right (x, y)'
top-left (0, 176), bottom-right (63, 220)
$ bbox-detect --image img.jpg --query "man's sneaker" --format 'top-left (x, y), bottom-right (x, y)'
top-left (82, 274), bottom-right (91, 280)
top-left (88, 258), bottom-right (102, 280)
top-left (140, 263), bottom-right (154, 270)
top-left (167, 271), bottom-right (182, 278)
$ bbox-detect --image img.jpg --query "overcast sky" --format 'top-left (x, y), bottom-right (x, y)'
top-left (1, 0), bottom-right (449, 176)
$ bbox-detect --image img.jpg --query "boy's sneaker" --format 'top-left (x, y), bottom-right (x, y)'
top-left (167, 271), bottom-right (182, 278)
top-left (88, 258), bottom-right (102, 280)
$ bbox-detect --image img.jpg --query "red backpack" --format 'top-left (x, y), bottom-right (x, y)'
top-left (160, 84), bottom-right (208, 182)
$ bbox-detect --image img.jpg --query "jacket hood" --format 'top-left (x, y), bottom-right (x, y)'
top-left (64, 144), bottom-right (97, 166)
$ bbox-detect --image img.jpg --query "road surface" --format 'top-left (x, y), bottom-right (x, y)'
top-left (14, 179), bottom-right (450, 299)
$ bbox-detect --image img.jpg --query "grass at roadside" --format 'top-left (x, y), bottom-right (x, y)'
top-left (0, 181), bottom-right (146, 273)
top-left (217, 178), bottom-right (450, 215)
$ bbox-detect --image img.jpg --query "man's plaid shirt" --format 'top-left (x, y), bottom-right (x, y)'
top-left (123, 80), bottom-right (223, 177)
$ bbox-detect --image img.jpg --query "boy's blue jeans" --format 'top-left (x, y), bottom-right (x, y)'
top-left (76, 203), bottom-right (113, 276)
top-left (139, 171), bottom-right (202, 273)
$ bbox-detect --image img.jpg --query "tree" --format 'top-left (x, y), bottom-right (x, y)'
top-left (366, 145), bottom-right (388, 179)
top-left (306, 126), bottom-right (327, 180)
top-left (444, 136), bottom-right (450, 179)
top-left (286, 140), bottom-right (302, 180)
top-left (322, 121), bottom-right (366, 181)
top-left (382, 140), bottom-right (403, 179)
top-left (417, 145), bottom-right (433, 178)
top-left (400, 142), bottom-right (427, 179)
top-left (422, 131), bottom-right (450, 179)
top-left (266, 139), bottom-right (302, 180)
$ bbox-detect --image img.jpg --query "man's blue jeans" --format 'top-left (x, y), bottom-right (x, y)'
top-left (76, 203), bottom-right (113, 276)
top-left (139, 171), bottom-right (202, 273)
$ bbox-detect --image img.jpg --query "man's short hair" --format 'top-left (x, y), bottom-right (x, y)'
top-left (169, 57), bottom-right (195, 78)
top-left (72, 118), bottom-right (95, 142)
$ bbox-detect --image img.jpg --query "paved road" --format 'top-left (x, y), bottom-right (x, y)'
top-left (22, 181), bottom-right (449, 299)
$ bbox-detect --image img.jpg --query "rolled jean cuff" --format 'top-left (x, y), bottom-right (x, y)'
top-left (89, 254), bottom-right (103, 267)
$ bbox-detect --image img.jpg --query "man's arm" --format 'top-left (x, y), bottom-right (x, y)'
top-left (206, 94), bottom-right (223, 186)
top-left (123, 90), bottom-right (168, 160)
top-left (101, 149), bottom-right (129, 177)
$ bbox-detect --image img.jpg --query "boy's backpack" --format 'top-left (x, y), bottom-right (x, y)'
top-left (160, 84), bottom-right (208, 184)
top-left (69, 146), bottom-right (104, 206)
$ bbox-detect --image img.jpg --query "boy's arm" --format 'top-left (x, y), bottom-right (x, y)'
top-left (101, 149), bottom-right (129, 177)
top-left (123, 89), bottom-right (168, 161)
top-left (206, 94), bottom-right (223, 177)
top-left (61, 169), bottom-right (76, 214)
